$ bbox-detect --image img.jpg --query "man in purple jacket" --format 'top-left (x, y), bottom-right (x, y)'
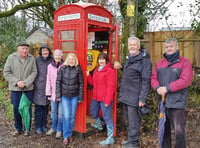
top-left (151, 38), bottom-right (193, 148)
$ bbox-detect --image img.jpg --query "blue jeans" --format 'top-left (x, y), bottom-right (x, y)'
top-left (34, 104), bottom-right (48, 130)
top-left (11, 91), bottom-right (33, 131)
top-left (62, 96), bottom-right (78, 139)
top-left (90, 99), bottom-right (114, 126)
top-left (51, 101), bottom-right (62, 132)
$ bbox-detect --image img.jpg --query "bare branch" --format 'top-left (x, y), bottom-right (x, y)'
top-left (0, 1), bottom-right (48, 18)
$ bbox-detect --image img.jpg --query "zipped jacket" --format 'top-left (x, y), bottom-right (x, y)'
top-left (151, 56), bottom-right (193, 109)
top-left (46, 61), bottom-right (63, 102)
top-left (87, 63), bottom-right (116, 106)
top-left (119, 49), bottom-right (152, 106)
top-left (56, 65), bottom-right (84, 102)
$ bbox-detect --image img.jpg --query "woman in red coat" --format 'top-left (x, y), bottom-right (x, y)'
top-left (86, 52), bottom-right (115, 145)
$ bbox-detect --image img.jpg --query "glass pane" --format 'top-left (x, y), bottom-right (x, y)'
top-left (62, 42), bottom-right (74, 51)
top-left (62, 52), bottom-right (69, 61)
top-left (61, 30), bottom-right (74, 40)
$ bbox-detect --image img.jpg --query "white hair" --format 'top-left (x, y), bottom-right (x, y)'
top-left (128, 36), bottom-right (140, 47)
top-left (54, 49), bottom-right (63, 56)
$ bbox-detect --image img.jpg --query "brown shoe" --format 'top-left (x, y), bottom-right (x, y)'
top-left (68, 136), bottom-right (73, 142)
top-left (12, 130), bottom-right (22, 136)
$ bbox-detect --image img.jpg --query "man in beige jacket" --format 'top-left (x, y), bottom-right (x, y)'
top-left (3, 42), bottom-right (37, 136)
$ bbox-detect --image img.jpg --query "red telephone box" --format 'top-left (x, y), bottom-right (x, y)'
top-left (54, 2), bottom-right (118, 137)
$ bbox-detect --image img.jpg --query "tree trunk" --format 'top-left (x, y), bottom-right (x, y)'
top-left (127, 0), bottom-right (136, 36)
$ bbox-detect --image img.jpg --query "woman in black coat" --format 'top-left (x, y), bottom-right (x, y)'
top-left (33, 44), bottom-right (53, 134)
top-left (56, 53), bottom-right (84, 145)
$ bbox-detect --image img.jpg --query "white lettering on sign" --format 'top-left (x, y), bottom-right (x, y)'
top-left (58, 13), bottom-right (80, 21)
top-left (88, 13), bottom-right (109, 23)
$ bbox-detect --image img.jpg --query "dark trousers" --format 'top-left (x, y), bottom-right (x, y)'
top-left (123, 103), bottom-right (141, 147)
top-left (34, 104), bottom-right (48, 129)
top-left (162, 108), bottom-right (186, 148)
top-left (11, 91), bottom-right (33, 131)
top-left (90, 99), bottom-right (114, 126)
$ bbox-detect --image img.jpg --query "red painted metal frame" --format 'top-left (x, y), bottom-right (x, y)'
top-left (53, 3), bottom-right (118, 135)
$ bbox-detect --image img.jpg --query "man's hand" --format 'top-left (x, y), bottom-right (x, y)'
top-left (139, 101), bottom-right (145, 107)
top-left (86, 70), bottom-right (89, 76)
top-left (17, 81), bottom-right (25, 88)
top-left (114, 61), bottom-right (122, 69)
top-left (157, 86), bottom-right (167, 96)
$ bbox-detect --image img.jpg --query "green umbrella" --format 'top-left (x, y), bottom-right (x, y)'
top-left (18, 92), bottom-right (31, 132)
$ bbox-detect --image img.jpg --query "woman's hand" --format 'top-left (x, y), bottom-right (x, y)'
top-left (56, 98), bottom-right (61, 102)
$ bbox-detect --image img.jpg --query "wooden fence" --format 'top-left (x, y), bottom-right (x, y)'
top-left (141, 30), bottom-right (200, 69)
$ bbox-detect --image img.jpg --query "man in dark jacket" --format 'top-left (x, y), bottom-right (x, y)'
top-left (151, 38), bottom-right (193, 148)
top-left (114, 36), bottom-right (152, 148)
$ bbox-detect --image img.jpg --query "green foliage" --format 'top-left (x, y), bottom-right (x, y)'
top-left (118, 0), bottom-right (129, 63)
top-left (141, 88), bottom-right (158, 131)
top-left (189, 76), bottom-right (200, 95)
top-left (118, 0), bottom-right (149, 63)
top-left (192, 21), bottom-right (200, 36)
top-left (0, 14), bottom-right (28, 121)
top-left (119, 0), bottom-right (148, 38)
top-left (136, 0), bottom-right (148, 38)
top-left (141, 85), bottom-right (200, 131)
top-left (188, 92), bottom-right (200, 110)
top-left (0, 15), bottom-right (27, 70)
top-left (188, 78), bottom-right (200, 111)
top-left (0, 88), bottom-right (13, 121)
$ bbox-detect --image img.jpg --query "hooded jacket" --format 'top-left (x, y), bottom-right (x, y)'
top-left (119, 49), bottom-right (152, 106)
top-left (46, 61), bottom-right (63, 102)
top-left (87, 63), bottom-right (116, 106)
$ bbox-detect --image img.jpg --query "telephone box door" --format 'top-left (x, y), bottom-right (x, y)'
top-left (54, 23), bottom-right (87, 134)
top-left (109, 24), bottom-right (118, 136)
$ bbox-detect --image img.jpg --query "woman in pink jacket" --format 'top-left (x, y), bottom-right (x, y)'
top-left (86, 52), bottom-right (115, 145)
top-left (45, 49), bottom-right (63, 138)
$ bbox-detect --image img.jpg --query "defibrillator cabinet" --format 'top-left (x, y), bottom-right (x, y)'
top-left (54, 2), bottom-right (118, 137)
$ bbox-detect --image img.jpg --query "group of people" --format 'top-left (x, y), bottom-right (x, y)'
top-left (3, 42), bottom-right (84, 145)
top-left (3, 36), bottom-right (193, 148)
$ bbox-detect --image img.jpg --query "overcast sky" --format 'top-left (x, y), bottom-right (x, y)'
top-left (147, 0), bottom-right (198, 32)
